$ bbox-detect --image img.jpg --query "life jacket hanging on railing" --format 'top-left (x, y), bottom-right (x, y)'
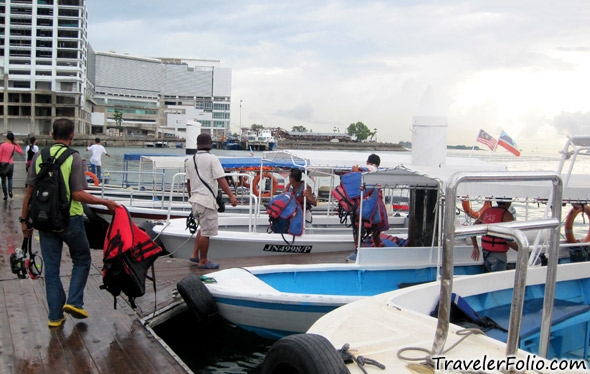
top-left (267, 191), bottom-right (303, 244)
top-left (355, 188), bottom-right (390, 242)
top-left (331, 172), bottom-right (362, 226)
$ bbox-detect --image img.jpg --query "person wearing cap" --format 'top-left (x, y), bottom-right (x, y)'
top-left (186, 133), bottom-right (238, 269)
top-left (470, 199), bottom-right (518, 272)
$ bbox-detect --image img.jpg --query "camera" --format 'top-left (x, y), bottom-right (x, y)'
top-left (10, 247), bottom-right (27, 279)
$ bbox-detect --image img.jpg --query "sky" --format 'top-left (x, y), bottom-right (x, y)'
top-left (86, 1), bottom-right (590, 152)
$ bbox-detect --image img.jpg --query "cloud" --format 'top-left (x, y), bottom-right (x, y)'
top-left (551, 111), bottom-right (590, 137)
top-left (86, 0), bottom-right (590, 149)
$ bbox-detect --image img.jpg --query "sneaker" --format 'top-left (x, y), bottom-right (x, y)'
top-left (8, 191), bottom-right (12, 198)
top-left (48, 315), bottom-right (66, 328)
top-left (346, 251), bottom-right (357, 263)
top-left (63, 304), bottom-right (88, 319)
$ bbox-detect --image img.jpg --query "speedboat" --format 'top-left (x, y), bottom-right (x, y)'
top-left (260, 169), bottom-right (590, 373)
top-left (175, 136), bottom-right (590, 342)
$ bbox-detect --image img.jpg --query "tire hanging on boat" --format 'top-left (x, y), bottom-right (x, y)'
top-left (564, 205), bottom-right (590, 243)
top-left (261, 334), bottom-right (350, 374)
top-left (461, 198), bottom-right (491, 219)
top-left (177, 274), bottom-right (218, 325)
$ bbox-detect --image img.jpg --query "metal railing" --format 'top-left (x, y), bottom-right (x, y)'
top-left (432, 171), bottom-right (563, 359)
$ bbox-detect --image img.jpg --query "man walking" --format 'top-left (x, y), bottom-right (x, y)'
top-left (187, 133), bottom-right (238, 269)
top-left (21, 119), bottom-right (120, 328)
top-left (87, 137), bottom-right (110, 182)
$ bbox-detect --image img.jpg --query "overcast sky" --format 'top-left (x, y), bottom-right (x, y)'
top-left (87, 1), bottom-right (590, 152)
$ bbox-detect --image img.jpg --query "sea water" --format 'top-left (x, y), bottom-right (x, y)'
top-left (85, 146), bottom-right (590, 374)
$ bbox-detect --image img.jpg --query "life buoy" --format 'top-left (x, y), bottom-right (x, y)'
top-left (461, 199), bottom-right (491, 219)
top-left (85, 171), bottom-right (99, 186)
top-left (564, 205), bottom-right (590, 243)
top-left (261, 334), bottom-right (349, 374)
top-left (177, 274), bottom-right (218, 325)
top-left (252, 173), bottom-right (279, 197)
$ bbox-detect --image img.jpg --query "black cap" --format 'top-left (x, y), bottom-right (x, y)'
top-left (367, 154), bottom-right (380, 166)
top-left (197, 133), bottom-right (213, 150)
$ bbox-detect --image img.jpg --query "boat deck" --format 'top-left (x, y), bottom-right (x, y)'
top-left (0, 190), bottom-right (348, 373)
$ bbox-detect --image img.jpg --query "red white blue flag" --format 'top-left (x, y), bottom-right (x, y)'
top-left (476, 129), bottom-right (497, 150)
top-left (497, 131), bottom-right (521, 156)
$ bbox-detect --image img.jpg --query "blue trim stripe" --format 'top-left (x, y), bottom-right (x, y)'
top-left (215, 297), bottom-right (339, 313)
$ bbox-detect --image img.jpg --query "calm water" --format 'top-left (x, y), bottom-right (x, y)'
top-left (91, 145), bottom-right (589, 374)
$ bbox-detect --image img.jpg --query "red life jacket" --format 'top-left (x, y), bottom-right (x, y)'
top-left (480, 207), bottom-right (509, 252)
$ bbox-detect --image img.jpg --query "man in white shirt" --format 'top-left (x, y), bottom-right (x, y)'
top-left (86, 138), bottom-right (110, 182)
top-left (186, 133), bottom-right (238, 269)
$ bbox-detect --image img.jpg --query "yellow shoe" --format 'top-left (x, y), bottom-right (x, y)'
top-left (48, 315), bottom-right (66, 328)
top-left (63, 304), bottom-right (88, 319)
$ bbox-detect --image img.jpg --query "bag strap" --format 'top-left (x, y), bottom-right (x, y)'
top-left (193, 154), bottom-right (218, 199)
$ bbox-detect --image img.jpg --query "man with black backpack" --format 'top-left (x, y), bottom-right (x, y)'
top-left (20, 119), bottom-right (120, 328)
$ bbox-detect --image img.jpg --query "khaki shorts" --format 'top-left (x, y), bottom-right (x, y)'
top-left (192, 204), bottom-right (218, 237)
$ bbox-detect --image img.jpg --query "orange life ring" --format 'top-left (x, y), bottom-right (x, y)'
top-left (239, 175), bottom-right (251, 188)
top-left (461, 199), bottom-right (491, 219)
top-left (564, 205), bottom-right (590, 243)
top-left (85, 171), bottom-right (99, 186)
top-left (252, 173), bottom-right (278, 197)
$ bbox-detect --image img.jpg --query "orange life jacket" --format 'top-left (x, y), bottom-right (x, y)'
top-left (480, 207), bottom-right (510, 252)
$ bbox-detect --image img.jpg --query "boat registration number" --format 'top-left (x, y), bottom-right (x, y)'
top-left (263, 244), bottom-right (312, 253)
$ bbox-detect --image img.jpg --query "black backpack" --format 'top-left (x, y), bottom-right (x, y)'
top-left (30, 145), bottom-right (78, 232)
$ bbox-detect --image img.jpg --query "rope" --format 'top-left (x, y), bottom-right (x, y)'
top-left (157, 215), bottom-right (196, 258)
top-left (397, 328), bottom-right (485, 362)
top-left (338, 343), bottom-right (386, 374)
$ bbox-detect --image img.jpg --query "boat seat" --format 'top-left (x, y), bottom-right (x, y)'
top-left (482, 298), bottom-right (590, 358)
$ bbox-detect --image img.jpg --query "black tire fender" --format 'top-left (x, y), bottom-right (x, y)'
top-left (261, 333), bottom-right (350, 374)
top-left (177, 274), bottom-right (218, 324)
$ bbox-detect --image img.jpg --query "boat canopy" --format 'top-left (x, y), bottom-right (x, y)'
top-left (128, 154), bottom-right (308, 171)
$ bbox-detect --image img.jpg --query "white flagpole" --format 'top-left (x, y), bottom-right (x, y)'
top-left (488, 131), bottom-right (501, 160)
top-left (468, 135), bottom-right (479, 158)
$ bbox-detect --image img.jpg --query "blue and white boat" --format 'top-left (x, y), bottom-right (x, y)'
top-left (179, 136), bottom-right (590, 341)
top-left (296, 173), bottom-right (590, 373)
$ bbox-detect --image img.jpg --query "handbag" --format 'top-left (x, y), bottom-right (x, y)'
top-left (193, 154), bottom-right (225, 213)
top-left (0, 145), bottom-right (15, 177)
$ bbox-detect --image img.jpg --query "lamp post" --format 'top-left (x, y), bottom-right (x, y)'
top-left (240, 99), bottom-right (243, 130)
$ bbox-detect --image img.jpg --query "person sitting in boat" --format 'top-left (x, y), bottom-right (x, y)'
top-left (470, 199), bottom-right (518, 272)
top-left (284, 169), bottom-right (317, 222)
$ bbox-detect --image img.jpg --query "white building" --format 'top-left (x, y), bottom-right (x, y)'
top-left (91, 53), bottom-right (232, 139)
top-left (0, 0), bottom-right (90, 135)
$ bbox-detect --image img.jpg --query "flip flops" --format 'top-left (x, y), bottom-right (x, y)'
top-left (197, 261), bottom-right (220, 269)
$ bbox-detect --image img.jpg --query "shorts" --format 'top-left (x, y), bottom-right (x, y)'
top-left (483, 250), bottom-right (508, 272)
top-left (192, 204), bottom-right (218, 237)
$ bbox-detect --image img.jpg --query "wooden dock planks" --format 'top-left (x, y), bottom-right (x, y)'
top-left (1, 190), bottom-right (349, 373)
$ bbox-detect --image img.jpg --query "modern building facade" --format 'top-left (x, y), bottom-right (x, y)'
top-left (0, 0), bottom-right (90, 135)
top-left (1, 0), bottom-right (232, 139)
top-left (90, 53), bottom-right (232, 140)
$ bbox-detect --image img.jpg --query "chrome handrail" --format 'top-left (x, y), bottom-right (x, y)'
top-left (432, 171), bottom-right (563, 359)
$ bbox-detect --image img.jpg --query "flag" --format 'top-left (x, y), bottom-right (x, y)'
top-left (497, 131), bottom-right (521, 156)
top-left (476, 129), bottom-right (497, 150)
top-left (249, 146), bottom-right (254, 156)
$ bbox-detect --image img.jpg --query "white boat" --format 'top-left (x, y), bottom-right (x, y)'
top-left (175, 136), bottom-right (590, 342)
top-left (260, 163), bottom-right (590, 373)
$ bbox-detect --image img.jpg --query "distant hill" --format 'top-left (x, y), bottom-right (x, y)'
top-left (448, 145), bottom-right (481, 150)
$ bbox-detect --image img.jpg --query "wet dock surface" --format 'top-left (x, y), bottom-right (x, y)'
top-left (1, 189), bottom-right (348, 373)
